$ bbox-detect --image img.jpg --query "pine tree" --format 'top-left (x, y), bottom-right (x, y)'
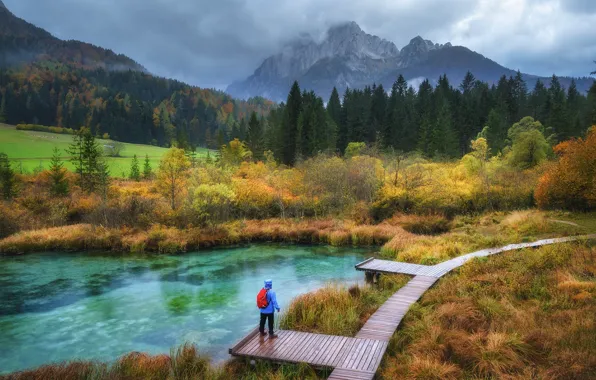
top-left (0, 94), bottom-right (6, 123)
top-left (143, 154), bottom-right (153, 179)
top-left (247, 111), bottom-right (264, 160)
top-left (486, 108), bottom-right (509, 155)
top-left (282, 81), bottom-right (302, 165)
top-left (96, 159), bottom-right (110, 202)
top-left (327, 87), bottom-right (342, 128)
top-left (129, 154), bottom-right (141, 181)
top-left (0, 153), bottom-right (17, 199)
top-left (68, 127), bottom-right (102, 192)
top-left (48, 147), bottom-right (69, 196)
top-left (548, 75), bottom-right (567, 142)
top-left (185, 146), bottom-right (198, 167)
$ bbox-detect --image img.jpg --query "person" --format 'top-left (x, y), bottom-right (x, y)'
top-left (259, 279), bottom-right (280, 338)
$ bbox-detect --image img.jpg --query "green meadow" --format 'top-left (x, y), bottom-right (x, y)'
top-left (0, 124), bottom-right (210, 177)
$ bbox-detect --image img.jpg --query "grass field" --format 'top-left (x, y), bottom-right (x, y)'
top-left (0, 124), bottom-right (211, 177)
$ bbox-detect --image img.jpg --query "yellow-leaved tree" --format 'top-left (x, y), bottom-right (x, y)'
top-left (157, 148), bottom-right (190, 210)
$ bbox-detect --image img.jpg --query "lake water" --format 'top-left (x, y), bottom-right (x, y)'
top-left (0, 245), bottom-right (370, 374)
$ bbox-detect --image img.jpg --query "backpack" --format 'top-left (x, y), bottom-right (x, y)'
top-left (256, 288), bottom-right (269, 309)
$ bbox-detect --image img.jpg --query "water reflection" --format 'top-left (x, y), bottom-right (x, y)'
top-left (0, 244), bottom-right (370, 374)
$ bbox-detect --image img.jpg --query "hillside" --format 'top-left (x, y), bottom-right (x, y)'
top-left (0, 123), bottom-right (209, 176)
top-left (0, 1), bottom-right (144, 71)
top-left (0, 2), bottom-right (275, 150)
top-left (227, 22), bottom-right (595, 101)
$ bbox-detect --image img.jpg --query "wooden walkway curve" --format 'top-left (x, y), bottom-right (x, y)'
top-left (230, 234), bottom-right (596, 379)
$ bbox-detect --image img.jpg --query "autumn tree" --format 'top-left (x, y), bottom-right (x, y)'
top-left (535, 127), bottom-right (596, 210)
top-left (220, 139), bottom-right (252, 166)
top-left (48, 147), bottom-right (69, 196)
top-left (129, 154), bottom-right (141, 181)
top-left (157, 147), bottom-right (190, 210)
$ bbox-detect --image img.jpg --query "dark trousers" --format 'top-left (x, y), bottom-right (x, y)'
top-left (259, 312), bottom-right (274, 335)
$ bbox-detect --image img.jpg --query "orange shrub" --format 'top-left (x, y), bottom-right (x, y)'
top-left (535, 127), bottom-right (596, 210)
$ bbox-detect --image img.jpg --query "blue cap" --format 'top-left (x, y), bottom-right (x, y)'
top-left (264, 279), bottom-right (272, 289)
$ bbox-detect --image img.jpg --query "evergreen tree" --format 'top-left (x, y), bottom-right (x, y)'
top-left (282, 81), bottom-right (302, 165)
top-left (143, 154), bottom-right (153, 179)
top-left (129, 154), bottom-right (141, 181)
top-left (370, 84), bottom-right (387, 144)
top-left (486, 108), bottom-right (509, 154)
top-left (247, 111), bottom-right (264, 160)
top-left (96, 159), bottom-right (110, 202)
top-left (327, 87), bottom-right (342, 128)
top-left (185, 146), bottom-right (198, 167)
top-left (547, 75), bottom-right (567, 141)
top-left (48, 147), bottom-right (69, 196)
top-left (429, 102), bottom-right (458, 158)
top-left (565, 79), bottom-right (583, 138)
top-left (337, 88), bottom-right (351, 153)
top-left (0, 94), bottom-right (6, 123)
top-left (0, 153), bottom-right (17, 199)
top-left (68, 127), bottom-right (102, 192)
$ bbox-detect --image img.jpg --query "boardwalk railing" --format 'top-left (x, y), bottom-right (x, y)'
top-left (230, 234), bottom-right (596, 380)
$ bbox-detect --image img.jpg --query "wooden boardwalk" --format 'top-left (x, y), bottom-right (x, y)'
top-left (230, 234), bottom-right (596, 379)
top-left (230, 329), bottom-right (386, 378)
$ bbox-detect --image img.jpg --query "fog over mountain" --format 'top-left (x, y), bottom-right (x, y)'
top-left (3, 0), bottom-right (596, 90)
top-left (228, 21), bottom-right (594, 101)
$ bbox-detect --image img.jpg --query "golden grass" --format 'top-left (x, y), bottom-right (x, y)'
top-left (0, 218), bottom-right (415, 255)
top-left (381, 242), bottom-right (596, 379)
top-left (280, 275), bottom-right (409, 336)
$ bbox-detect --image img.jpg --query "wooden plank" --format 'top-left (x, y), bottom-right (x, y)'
top-left (229, 326), bottom-right (259, 354)
top-left (303, 334), bottom-right (327, 363)
top-left (273, 331), bottom-right (301, 360)
top-left (321, 336), bottom-right (348, 366)
top-left (354, 257), bottom-right (375, 268)
top-left (352, 338), bottom-right (375, 370)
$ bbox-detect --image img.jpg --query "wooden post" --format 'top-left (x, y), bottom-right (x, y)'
top-left (365, 271), bottom-right (374, 284)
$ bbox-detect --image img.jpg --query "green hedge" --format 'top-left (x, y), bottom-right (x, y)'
top-left (16, 124), bottom-right (75, 135)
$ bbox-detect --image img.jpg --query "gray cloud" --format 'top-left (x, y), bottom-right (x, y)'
top-left (4, 0), bottom-right (596, 89)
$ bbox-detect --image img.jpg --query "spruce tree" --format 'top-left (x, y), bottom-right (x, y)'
top-left (282, 81), bottom-right (302, 165)
top-left (143, 154), bottom-right (153, 179)
top-left (486, 108), bottom-right (509, 154)
top-left (49, 147), bottom-right (69, 196)
top-left (0, 153), bottom-right (16, 200)
top-left (0, 95), bottom-right (6, 123)
top-left (68, 127), bottom-right (101, 192)
top-left (247, 111), bottom-right (264, 160)
top-left (96, 159), bottom-right (110, 202)
top-left (327, 87), bottom-right (342, 128)
top-left (129, 154), bottom-right (141, 181)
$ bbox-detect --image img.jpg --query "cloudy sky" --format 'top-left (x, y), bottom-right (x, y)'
top-left (5, 0), bottom-right (596, 89)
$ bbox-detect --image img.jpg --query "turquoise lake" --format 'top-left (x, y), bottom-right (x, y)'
top-left (0, 245), bottom-right (370, 374)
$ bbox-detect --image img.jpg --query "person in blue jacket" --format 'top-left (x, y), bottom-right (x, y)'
top-left (259, 279), bottom-right (280, 338)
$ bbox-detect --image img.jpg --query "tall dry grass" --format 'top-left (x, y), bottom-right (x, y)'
top-left (381, 242), bottom-right (596, 379)
top-left (280, 275), bottom-right (409, 336)
top-left (0, 219), bottom-right (416, 255)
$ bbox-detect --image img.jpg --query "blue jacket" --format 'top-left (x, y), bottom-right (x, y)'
top-left (259, 289), bottom-right (280, 314)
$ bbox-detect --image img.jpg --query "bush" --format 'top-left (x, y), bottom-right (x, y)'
top-left (16, 124), bottom-right (74, 134)
top-left (398, 214), bottom-right (452, 235)
top-left (535, 127), bottom-right (596, 210)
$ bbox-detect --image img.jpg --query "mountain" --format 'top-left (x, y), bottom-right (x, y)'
top-left (0, 1), bottom-right (145, 71)
top-left (227, 22), bottom-right (595, 101)
top-left (0, 2), bottom-right (275, 149)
